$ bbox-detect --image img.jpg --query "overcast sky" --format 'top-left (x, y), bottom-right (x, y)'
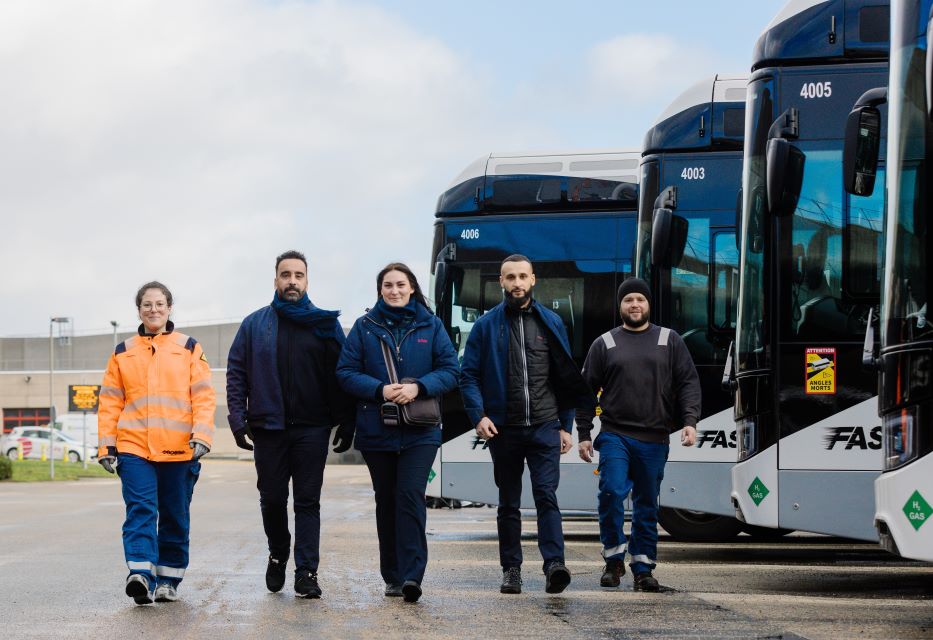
top-left (0, 0), bottom-right (786, 337)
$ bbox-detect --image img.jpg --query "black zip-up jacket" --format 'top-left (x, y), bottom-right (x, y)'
top-left (276, 315), bottom-right (354, 428)
top-left (505, 306), bottom-right (559, 426)
top-left (575, 324), bottom-right (701, 444)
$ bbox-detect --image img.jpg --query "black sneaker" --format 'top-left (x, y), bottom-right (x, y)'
top-left (633, 571), bottom-right (660, 592)
top-left (544, 561), bottom-right (571, 594)
top-left (600, 560), bottom-right (625, 588)
top-left (125, 574), bottom-right (153, 605)
top-left (500, 566), bottom-right (522, 594)
top-left (384, 583), bottom-right (403, 597)
top-left (266, 555), bottom-right (286, 593)
top-left (295, 569), bottom-right (322, 598)
top-left (401, 580), bottom-right (422, 603)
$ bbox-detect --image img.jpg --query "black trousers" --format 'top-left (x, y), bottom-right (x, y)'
top-left (361, 444), bottom-right (438, 586)
top-left (252, 427), bottom-right (330, 573)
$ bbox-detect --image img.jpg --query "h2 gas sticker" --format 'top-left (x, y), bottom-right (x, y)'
top-left (806, 347), bottom-right (836, 394)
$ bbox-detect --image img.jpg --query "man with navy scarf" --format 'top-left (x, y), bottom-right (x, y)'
top-left (226, 250), bottom-right (355, 599)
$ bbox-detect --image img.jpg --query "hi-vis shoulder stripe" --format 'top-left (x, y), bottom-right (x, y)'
top-left (601, 331), bottom-right (616, 349)
top-left (658, 328), bottom-right (670, 346)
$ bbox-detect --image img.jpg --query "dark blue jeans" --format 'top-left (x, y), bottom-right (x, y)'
top-left (361, 444), bottom-right (438, 586)
top-left (487, 421), bottom-right (564, 572)
top-left (117, 453), bottom-right (200, 587)
top-left (594, 431), bottom-right (669, 575)
top-left (252, 427), bottom-right (330, 573)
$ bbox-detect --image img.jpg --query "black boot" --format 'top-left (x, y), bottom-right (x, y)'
top-left (500, 566), bottom-right (522, 594)
top-left (600, 560), bottom-right (625, 587)
top-left (633, 571), bottom-right (660, 592)
top-left (295, 569), bottom-right (322, 598)
top-left (544, 561), bottom-right (571, 594)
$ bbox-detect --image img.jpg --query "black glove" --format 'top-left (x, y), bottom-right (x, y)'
top-left (332, 424), bottom-right (355, 453)
top-left (190, 440), bottom-right (210, 460)
top-left (233, 426), bottom-right (254, 451)
top-left (98, 446), bottom-right (117, 474)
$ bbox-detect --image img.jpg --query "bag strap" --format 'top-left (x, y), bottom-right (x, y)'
top-left (380, 340), bottom-right (399, 385)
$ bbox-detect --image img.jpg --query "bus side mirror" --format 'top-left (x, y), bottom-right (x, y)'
top-left (434, 261), bottom-right (447, 305)
top-left (843, 106), bottom-right (882, 196)
top-left (722, 340), bottom-right (737, 391)
top-left (766, 138), bottom-right (805, 217)
top-left (650, 186), bottom-right (678, 268)
top-left (862, 308), bottom-right (879, 370)
top-left (734, 188), bottom-right (743, 251)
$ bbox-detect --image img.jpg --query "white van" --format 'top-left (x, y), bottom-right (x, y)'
top-left (55, 413), bottom-right (99, 447)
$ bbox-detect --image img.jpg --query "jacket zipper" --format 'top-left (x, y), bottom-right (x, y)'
top-left (366, 317), bottom-right (418, 369)
top-left (518, 313), bottom-right (530, 426)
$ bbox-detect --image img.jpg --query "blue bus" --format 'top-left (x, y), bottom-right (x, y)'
top-left (844, 0), bottom-right (933, 559)
top-left (635, 74), bottom-right (748, 540)
top-left (429, 150), bottom-right (640, 510)
top-left (729, 0), bottom-right (889, 540)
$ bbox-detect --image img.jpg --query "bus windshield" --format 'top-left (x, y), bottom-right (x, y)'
top-left (882, 8), bottom-right (932, 347)
top-left (736, 76), bottom-right (774, 372)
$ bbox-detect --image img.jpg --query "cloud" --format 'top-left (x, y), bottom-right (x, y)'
top-left (0, 0), bottom-right (541, 336)
top-left (584, 33), bottom-right (727, 111)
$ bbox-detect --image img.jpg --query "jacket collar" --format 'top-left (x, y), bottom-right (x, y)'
top-left (137, 320), bottom-right (175, 338)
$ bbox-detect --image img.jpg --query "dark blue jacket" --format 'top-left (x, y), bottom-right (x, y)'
top-left (336, 303), bottom-right (460, 452)
top-left (459, 300), bottom-right (595, 432)
top-left (226, 305), bottom-right (348, 433)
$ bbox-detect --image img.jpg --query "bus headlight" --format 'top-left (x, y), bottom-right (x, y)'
top-left (883, 407), bottom-right (918, 471)
top-left (737, 416), bottom-right (758, 461)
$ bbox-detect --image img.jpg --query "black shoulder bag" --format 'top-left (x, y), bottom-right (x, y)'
top-left (379, 340), bottom-right (442, 427)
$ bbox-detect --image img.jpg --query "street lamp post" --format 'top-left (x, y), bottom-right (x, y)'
top-left (49, 317), bottom-right (69, 480)
top-left (110, 320), bottom-right (118, 348)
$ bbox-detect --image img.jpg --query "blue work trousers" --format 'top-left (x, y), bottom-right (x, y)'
top-left (487, 421), bottom-right (564, 572)
top-left (361, 444), bottom-right (438, 586)
top-left (252, 426), bottom-right (331, 573)
top-left (594, 431), bottom-right (668, 575)
top-left (117, 453), bottom-right (201, 588)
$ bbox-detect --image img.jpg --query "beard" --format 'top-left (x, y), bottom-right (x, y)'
top-left (277, 286), bottom-right (304, 301)
top-left (504, 286), bottom-right (533, 310)
top-left (620, 308), bottom-right (650, 328)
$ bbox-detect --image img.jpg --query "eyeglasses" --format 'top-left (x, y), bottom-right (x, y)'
top-left (140, 302), bottom-right (168, 311)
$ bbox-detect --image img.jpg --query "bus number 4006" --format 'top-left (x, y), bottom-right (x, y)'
top-left (460, 229), bottom-right (480, 240)
top-left (800, 81), bottom-right (832, 99)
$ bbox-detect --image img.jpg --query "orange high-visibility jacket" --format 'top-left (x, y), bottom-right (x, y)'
top-left (98, 328), bottom-right (216, 462)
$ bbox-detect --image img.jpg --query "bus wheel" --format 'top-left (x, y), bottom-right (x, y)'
top-left (658, 507), bottom-right (744, 541)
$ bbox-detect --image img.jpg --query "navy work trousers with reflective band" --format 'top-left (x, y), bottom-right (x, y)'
top-left (487, 420), bottom-right (564, 572)
top-left (361, 444), bottom-right (438, 586)
top-left (117, 453), bottom-right (200, 588)
top-left (594, 431), bottom-right (669, 575)
top-left (252, 427), bottom-right (330, 573)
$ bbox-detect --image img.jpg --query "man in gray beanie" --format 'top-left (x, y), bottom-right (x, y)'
top-left (575, 277), bottom-right (700, 592)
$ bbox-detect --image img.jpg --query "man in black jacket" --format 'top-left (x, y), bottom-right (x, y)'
top-left (576, 277), bottom-right (700, 592)
top-left (226, 250), bottom-right (355, 599)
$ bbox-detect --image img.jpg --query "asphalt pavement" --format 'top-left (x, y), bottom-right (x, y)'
top-left (1, 461), bottom-right (931, 639)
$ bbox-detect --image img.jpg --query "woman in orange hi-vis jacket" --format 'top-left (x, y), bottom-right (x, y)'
top-left (97, 281), bottom-right (215, 605)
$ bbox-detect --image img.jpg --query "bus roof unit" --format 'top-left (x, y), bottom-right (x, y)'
top-left (753, 0), bottom-right (889, 70)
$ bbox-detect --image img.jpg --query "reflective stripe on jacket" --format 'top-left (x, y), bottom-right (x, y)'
top-left (98, 327), bottom-right (216, 462)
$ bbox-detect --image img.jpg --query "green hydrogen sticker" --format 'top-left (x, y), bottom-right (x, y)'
top-left (902, 490), bottom-right (931, 531)
top-left (748, 477), bottom-right (770, 506)
top-left (427, 469), bottom-right (436, 484)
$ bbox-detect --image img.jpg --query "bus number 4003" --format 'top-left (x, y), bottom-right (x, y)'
top-left (800, 81), bottom-right (832, 99)
top-left (460, 229), bottom-right (480, 240)
top-left (681, 167), bottom-right (705, 180)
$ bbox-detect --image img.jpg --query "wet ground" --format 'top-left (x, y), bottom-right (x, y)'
top-left (2, 461), bottom-right (931, 639)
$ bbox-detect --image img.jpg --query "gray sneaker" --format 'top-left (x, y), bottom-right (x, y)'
top-left (125, 574), bottom-right (153, 605)
top-left (154, 583), bottom-right (179, 602)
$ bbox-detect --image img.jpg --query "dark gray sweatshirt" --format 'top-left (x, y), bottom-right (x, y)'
top-left (575, 324), bottom-right (701, 444)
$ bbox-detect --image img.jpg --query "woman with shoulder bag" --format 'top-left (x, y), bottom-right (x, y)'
top-left (336, 262), bottom-right (459, 602)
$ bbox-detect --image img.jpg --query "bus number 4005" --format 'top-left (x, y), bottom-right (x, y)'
top-left (800, 81), bottom-right (832, 99)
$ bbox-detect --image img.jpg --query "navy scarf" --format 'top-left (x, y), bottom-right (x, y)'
top-left (271, 293), bottom-right (342, 341)
top-left (374, 298), bottom-right (418, 345)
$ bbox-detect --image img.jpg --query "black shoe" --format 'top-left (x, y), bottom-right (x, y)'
top-left (295, 569), bottom-right (322, 599)
top-left (384, 583), bottom-right (404, 597)
top-left (266, 555), bottom-right (286, 593)
top-left (633, 571), bottom-right (660, 592)
top-left (125, 574), bottom-right (153, 605)
top-left (544, 561), bottom-right (571, 594)
top-left (500, 566), bottom-right (522, 594)
top-left (401, 580), bottom-right (422, 603)
top-left (600, 560), bottom-right (625, 588)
